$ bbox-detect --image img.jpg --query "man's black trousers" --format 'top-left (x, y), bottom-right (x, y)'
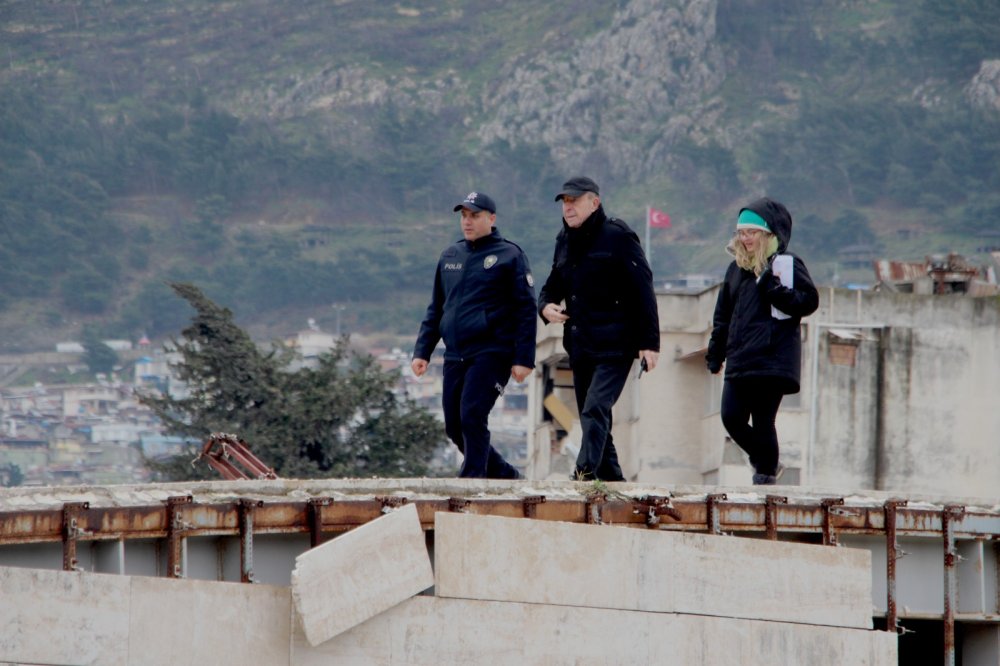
top-left (570, 356), bottom-right (633, 481)
top-left (442, 354), bottom-right (520, 479)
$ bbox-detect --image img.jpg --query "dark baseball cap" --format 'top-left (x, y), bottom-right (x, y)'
top-left (554, 176), bottom-right (600, 201)
top-left (453, 191), bottom-right (497, 214)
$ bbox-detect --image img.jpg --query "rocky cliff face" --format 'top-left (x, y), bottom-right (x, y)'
top-left (966, 60), bottom-right (1000, 112)
top-left (233, 0), bottom-right (724, 182)
top-left (477, 0), bottom-right (725, 180)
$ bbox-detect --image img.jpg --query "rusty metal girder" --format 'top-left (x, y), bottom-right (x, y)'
top-left (165, 495), bottom-right (192, 578)
top-left (2, 495), bottom-right (999, 548)
top-left (61, 502), bottom-right (89, 572)
top-left (942, 505), bottom-right (966, 666)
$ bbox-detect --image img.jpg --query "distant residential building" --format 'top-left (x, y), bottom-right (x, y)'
top-left (873, 252), bottom-right (999, 295)
top-left (55, 339), bottom-right (134, 353)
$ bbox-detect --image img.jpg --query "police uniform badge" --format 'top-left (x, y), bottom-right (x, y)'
top-left (484, 255), bottom-right (498, 269)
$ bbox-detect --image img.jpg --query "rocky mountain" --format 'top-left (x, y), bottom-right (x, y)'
top-left (1, 0), bottom-right (998, 351)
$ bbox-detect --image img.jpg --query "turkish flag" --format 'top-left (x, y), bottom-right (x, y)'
top-left (648, 207), bottom-right (672, 228)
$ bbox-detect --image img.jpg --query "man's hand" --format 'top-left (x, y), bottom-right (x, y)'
top-left (639, 350), bottom-right (660, 372)
top-left (541, 303), bottom-right (569, 323)
top-left (411, 358), bottom-right (428, 377)
top-left (511, 365), bottom-right (533, 383)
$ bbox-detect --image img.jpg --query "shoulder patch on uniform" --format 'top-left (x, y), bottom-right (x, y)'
top-left (526, 273), bottom-right (534, 287)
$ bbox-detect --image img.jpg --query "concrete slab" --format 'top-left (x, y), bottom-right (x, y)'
top-left (291, 595), bottom-right (897, 666)
top-left (291, 502), bottom-right (433, 646)
top-left (128, 576), bottom-right (292, 666)
top-left (0, 566), bottom-right (131, 666)
top-left (434, 512), bottom-right (873, 629)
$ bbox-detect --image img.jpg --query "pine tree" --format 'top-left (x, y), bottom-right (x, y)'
top-left (140, 282), bottom-right (443, 480)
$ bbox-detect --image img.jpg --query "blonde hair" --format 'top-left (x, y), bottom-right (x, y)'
top-left (726, 230), bottom-right (775, 276)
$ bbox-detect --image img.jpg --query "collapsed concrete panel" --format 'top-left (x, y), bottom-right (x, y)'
top-left (434, 512), bottom-right (873, 629)
top-left (290, 595), bottom-right (897, 666)
top-left (128, 576), bottom-right (292, 666)
top-left (0, 566), bottom-right (131, 666)
top-left (291, 502), bottom-right (433, 646)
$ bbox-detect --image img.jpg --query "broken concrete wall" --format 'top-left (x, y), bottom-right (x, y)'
top-left (296, 595), bottom-right (898, 666)
top-left (0, 509), bottom-right (899, 666)
top-left (0, 565), bottom-right (291, 666)
top-left (291, 503), bottom-right (433, 645)
top-left (433, 512), bottom-right (873, 628)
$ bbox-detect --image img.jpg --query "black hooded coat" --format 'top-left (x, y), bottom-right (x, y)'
top-left (706, 198), bottom-right (819, 394)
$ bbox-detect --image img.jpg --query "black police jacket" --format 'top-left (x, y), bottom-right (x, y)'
top-left (706, 197), bottom-right (819, 394)
top-left (414, 228), bottom-right (537, 366)
top-left (537, 206), bottom-right (660, 360)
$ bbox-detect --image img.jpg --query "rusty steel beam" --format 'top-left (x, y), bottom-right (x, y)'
top-left (884, 499), bottom-right (907, 634)
top-left (238, 499), bottom-right (263, 584)
top-left (522, 495), bottom-right (546, 518)
top-left (307, 497), bottom-right (332, 548)
top-left (706, 493), bottom-right (727, 535)
top-left (821, 497), bottom-right (845, 546)
top-left (164, 495), bottom-right (192, 579)
top-left (764, 495), bottom-right (787, 540)
top-left (196, 433), bottom-right (278, 481)
top-left (3, 495), bottom-right (999, 548)
top-left (61, 502), bottom-right (89, 572)
top-left (631, 495), bottom-right (681, 528)
top-left (942, 505), bottom-right (965, 666)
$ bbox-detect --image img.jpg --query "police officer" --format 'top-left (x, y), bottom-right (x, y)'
top-left (538, 177), bottom-right (660, 481)
top-left (412, 191), bottom-right (536, 479)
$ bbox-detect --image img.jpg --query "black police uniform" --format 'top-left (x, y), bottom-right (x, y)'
top-left (538, 204), bottom-right (660, 481)
top-left (414, 228), bottom-right (536, 478)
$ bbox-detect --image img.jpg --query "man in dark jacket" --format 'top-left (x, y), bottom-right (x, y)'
top-left (412, 191), bottom-right (536, 479)
top-left (538, 176), bottom-right (660, 481)
top-left (706, 197), bottom-right (819, 484)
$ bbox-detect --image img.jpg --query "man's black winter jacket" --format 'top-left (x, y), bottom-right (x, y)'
top-left (538, 206), bottom-right (660, 360)
top-left (414, 229), bottom-right (537, 366)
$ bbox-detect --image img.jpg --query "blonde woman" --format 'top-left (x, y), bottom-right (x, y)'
top-left (705, 198), bottom-right (819, 484)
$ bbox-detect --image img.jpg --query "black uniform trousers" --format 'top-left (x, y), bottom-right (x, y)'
top-left (570, 356), bottom-right (632, 481)
top-left (442, 354), bottom-right (520, 479)
top-left (720, 377), bottom-right (784, 476)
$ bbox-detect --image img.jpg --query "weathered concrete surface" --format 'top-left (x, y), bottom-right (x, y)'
top-left (0, 566), bottom-right (131, 666)
top-left (291, 502), bottom-right (433, 645)
top-left (291, 595), bottom-right (897, 666)
top-left (129, 576), bottom-right (292, 666)
top-left (0, 565), bottom-right (291, 666)
top-left (435, 512), bottom-right (873, 629)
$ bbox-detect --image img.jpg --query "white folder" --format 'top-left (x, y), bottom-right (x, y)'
top-left (770, 254), bottom-right (793, 320)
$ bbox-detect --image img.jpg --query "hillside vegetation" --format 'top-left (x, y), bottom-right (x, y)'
top-left (1, 0), bottom-right (998, 351)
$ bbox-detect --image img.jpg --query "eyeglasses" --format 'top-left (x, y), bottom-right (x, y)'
top-left (736, 229), bottom-right (761, 239)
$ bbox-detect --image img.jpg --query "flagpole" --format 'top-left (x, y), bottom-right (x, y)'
top-left (645, 206), bottom-right (652, 263)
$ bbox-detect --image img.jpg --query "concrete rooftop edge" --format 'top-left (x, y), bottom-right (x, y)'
top-left (0, 477), bottom-right (997, 513)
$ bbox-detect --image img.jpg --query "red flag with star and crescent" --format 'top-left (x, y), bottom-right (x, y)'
top-left (648, 207), bottom-right (672, 228)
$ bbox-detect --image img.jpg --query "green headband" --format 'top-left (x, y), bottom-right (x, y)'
top-left (736, 209), bottom-right (771, 233)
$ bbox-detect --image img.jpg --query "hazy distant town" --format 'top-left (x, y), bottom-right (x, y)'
top-left (0, 322), bottom-right (529, 487)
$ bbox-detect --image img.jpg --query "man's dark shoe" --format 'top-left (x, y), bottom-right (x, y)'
top-left (752, 473), bottom-right (777, 485)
